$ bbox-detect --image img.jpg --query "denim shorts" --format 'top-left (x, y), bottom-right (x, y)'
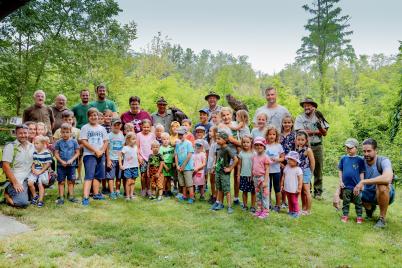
top-left (362, 185), bottom-right (395, 205)
top-left (57, 165), bottom-right (76, 182)
top-left (124, 167), bottom-right (139, 179)
top-left (302, 168), bottom-right (312, 184)
top-left (83, 155), bottom-right (105, 180)
top-left (105, 160), bottom-right (121, 180)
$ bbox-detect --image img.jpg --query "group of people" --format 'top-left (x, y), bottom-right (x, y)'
top-left (1, 85), bottom-right (395, 227)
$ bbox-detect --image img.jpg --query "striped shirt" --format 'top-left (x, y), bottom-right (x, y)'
top-left (32, 150), bottom-right (53, 170)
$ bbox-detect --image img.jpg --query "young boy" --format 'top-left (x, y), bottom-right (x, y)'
top-left (181, 119), bottom-right (195, 145)
top-left (148, 141), bottom-right (165, 200)
top-left (54, 123), bottom-right (80, 205)
top-left (53, 110), bottom-right (81, 140)
top-left (79, 107), bottom-right (109, 206)
top-left (106, 118), bottom-right (125, 199)
top-left (193, 108), bottom-right (212, 141)
top-left (27, 135), bottom-right (53, 207)
top-left (210, 131), bottom-right (238, 214)
top-left (154, 123), bottom-right (165, 145)
top-left (174, 126), bottom-right (195, 204)
top-left (159, 132), bottom-right (175, 197)
top-left (338, 138), bottom-right (365, 223)
top-left (102, 109), bottom-right (113, 134)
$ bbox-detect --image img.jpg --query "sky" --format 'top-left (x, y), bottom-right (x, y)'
top-left (116, 0), bottom-right (402, 74)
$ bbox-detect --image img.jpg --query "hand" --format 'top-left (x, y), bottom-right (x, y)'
top-left (177, 166), bottom-right (183, 172)
top-left (263, 181), bottom-right (268, 188)
top-left (280, 185), bottom-right (284, 192)
top-left (339, 181), bottom-right (345, 189)
top-left (165, 166), bottom-right (170, 172)
top-left (32, 170), bottom-right (39, 176)
top-left (95, 150), bottom-right (103, 158)
top-left (13, 181), bottom-right (24, 193)
top-left (353, 181), bottom-right (363, 196)
top-left (59, 160), bottom-right (67, 167)
top-left (223, 167), bottom-right (231, 173)
top-left (107, 159), bottom-right (112, 168)
top-left (66, 159), bottom-right (74, 165)
top-left (119, 165), bottom-right (125, 171)
top-left (211, 169), bottom-right (215, 175)
top-left (139, 157), bottom-right (144, 165)
top-left (147, 172), bottom-right (150, 178)
top-left (156, 172), bottom-right (160, 178)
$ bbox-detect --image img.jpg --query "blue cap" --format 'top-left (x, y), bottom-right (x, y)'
top-left (198, 108), bottom-right (210, 115)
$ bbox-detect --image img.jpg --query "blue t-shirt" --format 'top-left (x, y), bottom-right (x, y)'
top-left (175, 140), bottom-right (194, 171)
top-left (364, 157), bottom-right (393, 192)
top-left (265, 143), bottom-right (284, 174)
top-left (338, 155), bottom-right (365, 190)
top-left (55, 139), bottom-right (79, 165)
top-left (108, 132), bottom-right (125, 161)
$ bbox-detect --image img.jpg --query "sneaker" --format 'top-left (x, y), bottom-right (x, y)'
top-left (130, 195), bottom-right (136, 200)
top-left (280, 202), bottom-right (288, 209)
top-left (208, 196), bottom-right (216, 204)
top-left (149, 195), bottom-right (156, 200)
top-left (82, 198), bottom-right (89, 206)
top-left (374, 217), bottom-right (386, 228)
top-left (301, 210), bottom-right (310, 216)
top-left (68, 197), bottom-right (79, 203)
top-left (291, 212), bottom-right (300, 218)
top-left (356, 217), bottom-right (364, 224)
top-left (178, 196), bottom-right (187, 202)
top-left (314, 195), bottom-right (323, 200)
top-left (116, 191), bottom-right (122, 198)
top-left (227, 207), bottom-right (234, 214)
top-left (125, 197), bottom-right (130, 201)
top-left (250, 207), bottom-right (256, 214)
top-left (254, 210), bottom-right (262, 217)
top-left (210, 202), bottom-right (219, 210)
top-left (146, 190), bottom-right (152, 197)
top-left (110, 192), bottom-right (117, 200)
top-left (31, 195), bottom-right (39, 205)
top-left (188, 198), bottom-right (194, 204)
top-left (258, 211), bottom-right (267, 219)
top-left (273, 206), bottom-right (280, 213)
top-left (37, 201), bottom-right (44, 208)
top-left (341, 215), bottom-right (349, 223)
top-left (167, 191), bottom-right (173, 197)
top-left (55, 198), bottom-right (64, 205)
top-left (233, 199), bottom-right (240, 206)
top-left (199, 196), bottom-right (205, 201)
top-left (175, 193), bottom-right (183, 199)
top-left (93, 193), bottom-right (105, 200)
top-left (241, 204), bottom-right (248, 211)
top-left (141, 190), bottom-right (146, 197)
top-left (365, 206), bottom-right (376, 219)
top-left (157, 196), bottom-right (163, 201)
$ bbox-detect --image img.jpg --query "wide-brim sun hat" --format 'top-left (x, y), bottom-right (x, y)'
top-left (285, 151), bottom-right (301, 164)
top-left (204, 91), bottom-right (221, 101)
top-left (300, 97), bottom-right (318, 108)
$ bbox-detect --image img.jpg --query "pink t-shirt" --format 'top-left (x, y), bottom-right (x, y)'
top-left (193, 151), bottom-right (206, 186)
top-left (137, 132), bottom-right (156, 161)
top-left (283, 165), bottom-right (303, 193)
top-left (252, 153), bottom-right (271, 177)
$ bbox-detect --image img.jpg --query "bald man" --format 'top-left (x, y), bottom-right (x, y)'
top-left (51, 94), bottom-right (70, 133)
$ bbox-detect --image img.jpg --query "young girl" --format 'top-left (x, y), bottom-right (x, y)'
top-left (102, 109), bottom-right (113, 133)
top-left (210, 111), bottom-right (221, 126)
top-left (119, 132), bottom-right (140, 200)
top-left (231, 110), bottom-right (251, 139)
top-left (251, 112), bottom-right (268, 139)
top-left (295, 131), bottom-right (315, 215)
top-left (169, 121), bottom-right (180, 146)
top-left (154, 124), bottom-right (165, 145)
top-left (159, 132), bottom-right (174, 196)
top-left (252, 137), bottom-right (271, 218)
top-left (207, 126), bottom-right (218, 204)
top-left (265, 125), bottom-right (285, 212)
top-left (237, 135), bottom-right (256, 212)
top-left (124, 122), bottom-right (135, 135)
top-left (147, 141), bottom-right (165, 200)
top-left (137, 119), bottom-right (156, 197)
top-left (36, 122), bottom-right (48, 137)
top-left (281, 151), bottom-right (303, 218)
top-left (193, 140), bottom-right (207, 200)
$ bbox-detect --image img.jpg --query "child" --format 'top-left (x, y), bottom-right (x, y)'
top-left (194, 126), bottom-right (210, 191)
top-left (194, 108), bottom-right (212, 141)
top-left (53, 111), bottom-right (81, 140)
top-left (106, 118), bottom-right (125, 199)
top-left (102, 109), bottom-right (113, 133)
top-left (238, 135), bottom-right (256, 212)
top-left (182, 119), bottom-right (195, 145)
top-left (174, 126), bottom-right (195, 204)
top-left (80, 107), bottom-right (109, 206)
top-left (119, 132), bottom-right (140, 200)
top-left (36, 122), bottom-right (48, 137)
top-left (230, 109), bottom-right (251, 139)
top-left (281, 151), bottom-right (303, 218)
top-left (265, 125), bottom-right (285, 212)
top-left (98, 112), bottom-right (105, 125)
top-left (54, 123), bottom-right (80, 205)
top-left (338, 138), bottom-right (365, 224)
top-left (210, 131), bottom-right (238, 214)
top-left (210, 111), bottom-right (221, 126)
top-left (169, 121), bottom-right (180, 146)
top-left (154, 123), bottom-right (165, 145)
top-left (27, 135), bottom-right (52, 207)
top-left (124, 122), bottom-right (135, 135)
top-left (147, 141), bottom-right (165, 200)
top-left (207, 126), bottom-right (218, 204)
top-left (251, 112), bottom-right (268, 139)
top-left (193, 140), bottom-right (207, 200)
top-left (159, 132), bottom-right (174, 197)
top-left (252, 137), bottom-right (271, 218)
top-left (295, 131), bottom-right (315, 215)
top-left (137, 119), bottom-right (156, 197)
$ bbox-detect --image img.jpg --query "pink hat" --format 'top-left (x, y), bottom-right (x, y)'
top-left (285, 151), bottom-right (300, 164)
top-left (253, 137), bottom-right (266, 146)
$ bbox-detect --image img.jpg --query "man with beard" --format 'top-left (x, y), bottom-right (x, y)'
top-left (353, 138), bottom-right (395, 228)
top-left (295, 98), bottom-right (328, 199)
top-left (89, 84), bottom-right (118, 116)
top-left (23, 90), bottom-right (54, 137)
top-left (72, 89), bottom-right (91, 129)
top-left (151, 97), bottom-right (174, 132)
top-left (51, 94), bottom-right (70, 133)
top-left (202, 91), bottom-right (222, 119)
top-left (120, 96), bottom-right (153, 133)
top-left (252, 87), bottom-right (290, 130)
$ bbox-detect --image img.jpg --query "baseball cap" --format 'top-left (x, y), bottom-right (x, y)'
top-left (345, 138), bottom-right (359, 148)
top-left (253, 137), bottom-right (266, 146)
top-left (111, 118), bottom-right (121, 125)
top-left (176, 126), bottom-right (187, 135)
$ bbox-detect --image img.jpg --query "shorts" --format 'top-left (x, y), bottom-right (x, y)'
top-left (27, 171), bottom-right (49, 185)
top-left (302, 168), bottom-right (312, 184)
top-left (178, 170), bottom-right (193, 187)
top-left (162, 162), bottom-right (174, 177)
top-left (269, 172), bottom-right (281, 193)
top-left (83, 155), bottom-right (105, 180)
top-left (361, 185), bottom-right (395, 205)
top-left (105, 160), bottom-right (121, 180)
top-left (124, 167), bottom-right (139, 179)
top-left (57, 165), bottom-right (76, 182)
top-left (140, 161), bottom-right (148, 173)
top-left (239, 176), bottom-right (254, 193)
top-left (215, 171), bottom-right (231, 194)
top-left (5, 180), bottom-right (29, 208)
top-left (150, 166), bottom-right (164, 189)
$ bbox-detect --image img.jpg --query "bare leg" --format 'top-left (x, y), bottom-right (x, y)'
top-left (226, 192), bottom-right (232, 207)
top-left (67, 181), bottom-right (74, 197)
top-left (38, 183), bottom-right (45, 202)
top-left (28, 181), bottom-right (36, 197)
top-left (251, 192), bottom-right (256, 208)
top-left (58, 182), bottom-right (65, 198)
top-left (377, 185), bottom-right (390, 219)
top-left (92, 179), bottom-right (100, 195)
top-left (83, 180), bottom-right (92, 198)
top-left (242, 192), bottom-right (248, 207)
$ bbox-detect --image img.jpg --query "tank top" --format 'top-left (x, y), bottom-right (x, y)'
top-left (297, 146), bottom-right (310, 170)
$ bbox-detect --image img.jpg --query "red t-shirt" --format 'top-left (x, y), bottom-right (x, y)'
top-left (120, 110), bottom-right (153, 133)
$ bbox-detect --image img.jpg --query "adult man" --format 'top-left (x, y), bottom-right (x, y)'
top-left (89, 84), bottom-right (118, 116)
top-left (203, 91), bottom-right (222, 117)
top-left (72, 89), bottom-right (90, 129)
top-left (51, 94), bottom-right (69, 133)
top-left (120, 96), bottom-right (153, 133)
top-left (2, 125), bottom-right (35, 208)
top-left (353, 138), bottom-right (395, 228)
top-left (22, 90), bottom-right (54, 136)
top-left (151, 97), bottom-right (174, 132)
top-left (295, 98), bottom-right (328, 199)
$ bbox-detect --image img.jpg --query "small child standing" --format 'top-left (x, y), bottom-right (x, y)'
top-left (102, 109), bottom-right (113, 133)
top-left (169, 121), bottom-right (180, 146)
top-left (147, 141), bottom-right (165, 200)
top-left (207, 126), bottom-right (218, 204)
top-left (124, 122), bottom-right (135, 135)
top-left (27, 135), bottom-right (53, 207)
top-left (210, 131), bottom-right (238, 214)
top-left (119, 132), bottom-right (140, 200)
top-left (193, 140), bottom-right (207, 200)
top-left (230, 109), bottom-right (251, 139)
top-left (137, 119), bottom-right (156, 197)
top-left (281, 151), bottom-right (303, 218)
top-left (54, 123), bottom-right (80, 205)
top-left (194, 108), bottom-right (212, 141)
top-left (238, 135), bottom-right (256, 212)
top-left (159, 132), bottom-right (175, 196)
top-left (182, 119), bottom-right (195, 145)
top-left (251, 112), bottom-right (268, 139)
top-left (338, 138), bottom-right (365, 224)
top-left (251, 137), bottom-right (271, 218)
top-left (53, 111), bottom-right (81, 140)
top-left (154, 124), bottom-right (165, 145)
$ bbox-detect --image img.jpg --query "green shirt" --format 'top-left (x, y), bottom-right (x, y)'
top-left (159, 145), bottom-right (174, 164)
top-left (71, 103), bottom-right (89, 129)
top-left (89, 99), bottom-right (118, 113)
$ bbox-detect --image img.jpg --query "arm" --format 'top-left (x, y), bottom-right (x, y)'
top-left (297, 174), bottom-right (303, 193)
top-left (230, 122), bottom-right (244, 131)
top-left (174, 153), bottom-right (180, 172)
top-left (67, 148), bottom-right (80, 165)
top-left (118, 152), bottom-right (124, 170)
top-left (157, 161), bottom-right (164, 176)
top-left (237, 158), bottom-right (242, 179)
top-left (180, 152), bottom-right (192, 170)
top-left (280, 173), bottom-right (285, 192)
top-left (277, 152), bottom-right (285, 163)
top-left (106, 144), bottom-right (112, 168)
top-left (35, 162), bottom-right (51, 175)
top-left (224, 156), bottom-right (238, 173)
top-left (80, 139), bottom-right (100, 156)
top-left (355, 170), bottom-right (393, 189)
top-left (263, 162), bottom-right (270, 188)
top-left (307, 148), bottom-right (315, 173)
top-left (228, 136), bottom-right (241, 146)
top-left (2, 162), bottom-right (24, 192)
top-left (338, 170), bottom-right (344, 188)
top-left (54, 150), bottom-right (67, 167)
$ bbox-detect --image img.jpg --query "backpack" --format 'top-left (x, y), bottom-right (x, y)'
top-left (376, 156), bottom-right (399, 188)
top-left (0, 142), bottom-right (19, 202)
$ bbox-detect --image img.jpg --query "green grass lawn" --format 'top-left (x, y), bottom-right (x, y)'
top-left (0, 176), bottom-right (400, 267)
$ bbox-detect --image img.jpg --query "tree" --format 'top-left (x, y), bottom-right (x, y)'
top-left (389, 42), bottom-right (402, 142)
top-left (0, 0), bottom-right (136, 115)
top-left (296, 0), bottom-right (355, 103)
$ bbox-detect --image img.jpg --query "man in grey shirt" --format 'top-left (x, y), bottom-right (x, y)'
top-left (253, 87), bottom-right (290, 130)
top-left (151, 97), bottom-right (174, 132)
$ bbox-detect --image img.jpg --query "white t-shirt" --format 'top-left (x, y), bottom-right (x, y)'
top-left (253, 105), bottom-right (290, 131)
top-left (79, 124), bottom-right (109, 157)
top-left (283, 165), bottom-right (303, 193)
top-left (121, 145), bottom-right (139, 169)
top-left (265, 143), bottom-right (284, 173)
